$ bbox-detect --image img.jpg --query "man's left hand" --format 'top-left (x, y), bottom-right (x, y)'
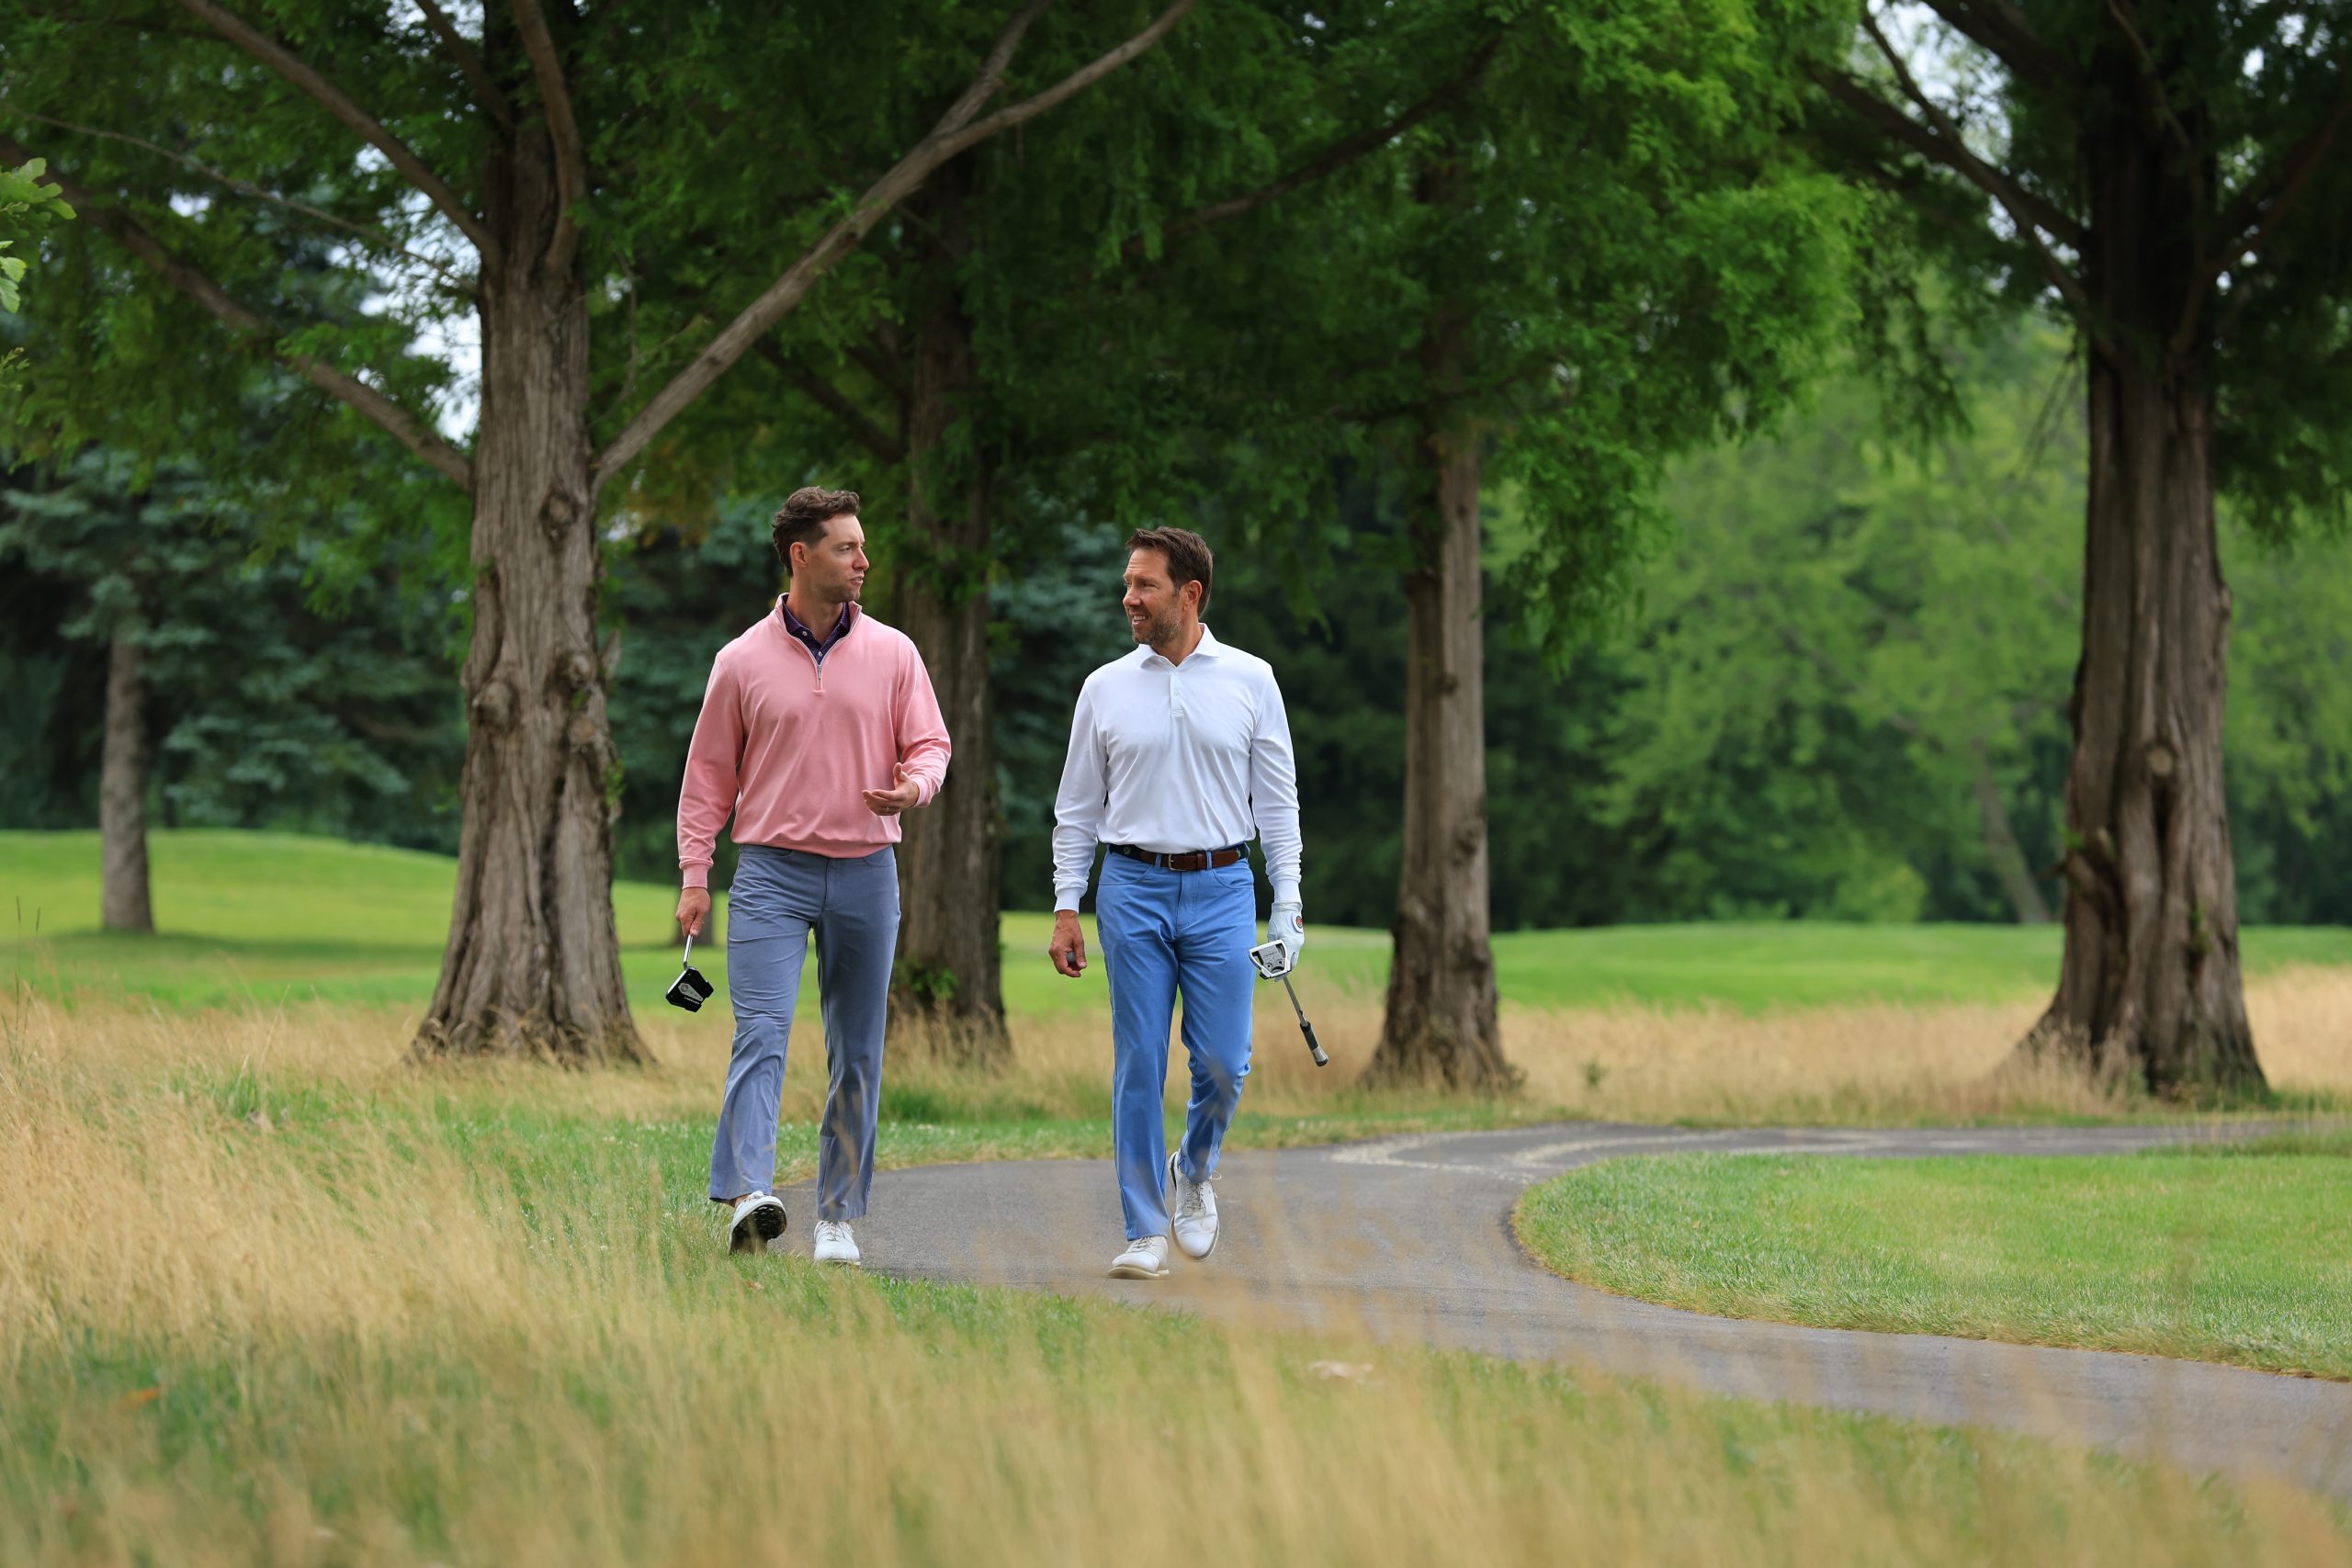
top-left (1270, 901), bottom-right (1306, 968)
top-left (861, 762), bottom-right (922, 817)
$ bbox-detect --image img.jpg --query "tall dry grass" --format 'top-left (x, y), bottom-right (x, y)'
top-left (3, 1006), bottom-right (2346, 1567)
top-left (10, 962), bottom-right (2347, 1134)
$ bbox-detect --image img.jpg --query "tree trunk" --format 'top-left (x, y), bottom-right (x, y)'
top-left (417, 119), bottom-right (642, 1063)
top-left (1969, 739), bottom-right (2052, 925)
top-left (99, 621), bottom-right (153, 935)
top-left (1369, 311), bottom-right (1514, 1089)
top-left (2014, 85), bottom-right (2261, 1093)
top-left (888, 166), bottom-right (1008, 1066)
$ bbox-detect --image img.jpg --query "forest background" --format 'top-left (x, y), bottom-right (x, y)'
top-left (9, 310), bottom-right (2349, 931)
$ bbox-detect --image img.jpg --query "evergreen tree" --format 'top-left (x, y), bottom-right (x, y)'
top-left (1807, 1), bottom-right (2352, 1089)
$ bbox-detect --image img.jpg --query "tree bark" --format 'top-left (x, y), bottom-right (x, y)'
top-left (1369, 309), bottom-right (1515, 1090)
top-left (888, 167), bottom-right (1009, 1066)
top-left (416, 103), bottom-right (642, 1063)
top-left (1969, 739), bottom-right (2052, 925)
top-left (2014, 72), bottom-right (2262, 1092)
top-left (99, 622), bottom-right (153, 935)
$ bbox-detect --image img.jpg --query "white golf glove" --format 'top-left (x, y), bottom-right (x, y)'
top-left (1269, 902), bottom-right (1305, 969)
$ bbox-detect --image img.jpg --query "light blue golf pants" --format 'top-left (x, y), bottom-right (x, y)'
top-left (708, 844), bottom-right (899, 1220)
top-left (1095, 851), bottom-right (1257, 1241)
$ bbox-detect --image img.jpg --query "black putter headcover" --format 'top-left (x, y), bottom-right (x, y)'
top-left (666, 932), bottom-right (716, 1012)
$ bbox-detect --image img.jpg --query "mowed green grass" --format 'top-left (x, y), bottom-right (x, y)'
top-left (1516, 1129), bottom-right (2352, 1381)
top-left (12, 828), bottom-right (2352, 1013)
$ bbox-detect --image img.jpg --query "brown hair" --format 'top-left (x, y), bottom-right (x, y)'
top-left (1126, 526), bottom-right (1213, 615)
top-left (772, 487), bottom-right (861, 575)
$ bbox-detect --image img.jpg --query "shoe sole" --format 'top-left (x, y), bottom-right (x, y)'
top-left (730, 1201), bottom-right (787, 1256)
top-left (1107, 1260), bottom-right (1170, 1279)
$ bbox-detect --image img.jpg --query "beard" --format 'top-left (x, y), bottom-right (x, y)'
top-left (1135, 606), bottom-right (1182, 646)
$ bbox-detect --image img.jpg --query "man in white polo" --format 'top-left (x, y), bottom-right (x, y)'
top-left (1047, 526), bottom-right (1304, 1280)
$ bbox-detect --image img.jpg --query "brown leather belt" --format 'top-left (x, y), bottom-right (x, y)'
top-left (1109, 842), bottom-right (1248, 873)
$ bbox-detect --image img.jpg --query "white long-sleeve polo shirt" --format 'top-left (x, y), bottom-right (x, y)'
top-left (1051, 626), bottom-right (1302, 913)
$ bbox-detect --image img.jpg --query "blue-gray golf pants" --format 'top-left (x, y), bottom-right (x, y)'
top-left (1096, 851), bottom-right (1256, 1241)
top-left (708, 843), bottom-right (899, 1220)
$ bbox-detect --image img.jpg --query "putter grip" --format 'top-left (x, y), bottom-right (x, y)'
top-left (1303, 1020), bottom-right (1329, 1067)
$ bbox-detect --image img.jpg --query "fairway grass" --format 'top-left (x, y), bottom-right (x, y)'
top-left (11, 829), bottom-right (2352, 1014)
top-left (1516, 1136), bottom-right (2352, 1382)
top-left (9, 831), bottom-right (2352, 1129)
top-left (6, 1010), bottom-right (2349, 1565)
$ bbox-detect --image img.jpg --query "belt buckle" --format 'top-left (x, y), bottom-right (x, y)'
top-left (1170, 851), bottom-right (1206, 872)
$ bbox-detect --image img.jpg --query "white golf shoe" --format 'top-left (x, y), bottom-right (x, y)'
top-left (1168, 1152), bottom-right (1218, 1259)
top-left (812, 1219), bottom-right (861, 1266)
top-left (1108, 1235), bottom-right (1171, 1279)
top-left (729, 1192), bottom-right (786, 1256)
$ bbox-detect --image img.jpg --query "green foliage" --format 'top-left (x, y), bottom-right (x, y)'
top-left (977, 312), bottom-right (2352, 931)
top-left (0, 156), bottom-right (73, 316)
top-left (1807, 2), bottom-right (2352, 539)
top-left (0, 448), bottom-right (464, 846)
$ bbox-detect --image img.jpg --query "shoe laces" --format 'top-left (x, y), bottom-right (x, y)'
top-left (1174, 1171), bottom-right (1211, 1222)
top-left (816, 1220), bottom-right (849, 1243)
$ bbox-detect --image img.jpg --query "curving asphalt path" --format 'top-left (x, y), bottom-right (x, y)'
top-left (783, 1122), bottom-right (2352, 1500)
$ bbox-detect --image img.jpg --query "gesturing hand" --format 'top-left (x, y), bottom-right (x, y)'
top-left (861, 762), bottom-right (922, 817)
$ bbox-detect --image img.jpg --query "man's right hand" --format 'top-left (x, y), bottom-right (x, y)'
top-left (677, 886), bottom-right (711, 939)
top-left (1048, 910), bottom-right (1088, 977)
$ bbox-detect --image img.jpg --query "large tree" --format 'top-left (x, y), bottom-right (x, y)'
top-left (1811, 3), bottom-right (2352, 1090)
top-left (1, 0), bottom-right (1190, 1059)
top-left (1069, 0), bottom-right (1861, 1087)
top-left (659, 7), bottom-right (1487, 1065)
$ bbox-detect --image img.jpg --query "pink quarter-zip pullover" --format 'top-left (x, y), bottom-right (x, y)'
top-left (676, 599), bottom-right (952, 888)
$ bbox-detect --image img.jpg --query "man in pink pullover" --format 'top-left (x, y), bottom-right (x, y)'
top-left (676, 486), bottom-right (951, 1265)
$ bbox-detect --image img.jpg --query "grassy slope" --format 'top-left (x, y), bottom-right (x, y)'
top-left (11, 829), bottom-right (2352, 1012)
top-left (8, 1034), bottom-right (2346, 1566)
top-left (1516, 1130), bottom-right (2352, 1380)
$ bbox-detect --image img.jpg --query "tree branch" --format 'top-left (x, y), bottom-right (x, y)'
top-left (415, 0), bottom-right (515, 128)
top-left (944, 0), bottom-right (1194, 154)
top-left (2211, 92), bottom-right (2351, 266)
top-left (2179, 91), bottom-right (2351, 356)
top-left (1915, 0), bottom-right (2073, 92)
top-left (6, 140), bottom-right (475, 492)
top-left (1814, 49), bottom-right (2092, 323)
top-left (3, 107), bottom-right (474, 292)
top-left (758, 342), bottom-right (905, 465)
top-left (1859, 11), bottom-right (2084, 247)
top-left (512, 0), bottom-right (587, 274)
top-left (1122, 36), bottom-right (1498, 260)
top-left (175, 0), bottom-right (498, 263)
top-left (593, 0), bottom-right (1194, 491)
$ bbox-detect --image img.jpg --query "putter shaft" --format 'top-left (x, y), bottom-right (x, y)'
top-left (1281, 972), bottom-right (1329, 1066)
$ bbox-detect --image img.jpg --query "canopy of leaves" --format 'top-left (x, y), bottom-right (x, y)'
top-left (1805, 1), bottom-right (2352, 537)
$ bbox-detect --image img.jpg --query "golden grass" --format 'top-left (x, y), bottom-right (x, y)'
top-left (4, 1010), bottom-right (2347, 1567)
top-left (9, 962), bottom-right (2346, 1135)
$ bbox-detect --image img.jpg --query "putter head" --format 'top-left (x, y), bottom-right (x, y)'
top-left (665, 961), bottom-right (715, 1012)
top-left (1249, 940), bottom-right (1294, 980)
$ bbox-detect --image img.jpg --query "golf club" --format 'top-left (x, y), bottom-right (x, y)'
top-left (1250, 940), bottom-right (1328, 1066)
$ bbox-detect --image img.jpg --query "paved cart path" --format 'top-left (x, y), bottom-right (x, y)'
top-left (785, 1122), bottom-right (2352, 1499)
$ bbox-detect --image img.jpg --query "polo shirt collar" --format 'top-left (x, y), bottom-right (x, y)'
top-left (1141, 624), bottom-right (1222, 668)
